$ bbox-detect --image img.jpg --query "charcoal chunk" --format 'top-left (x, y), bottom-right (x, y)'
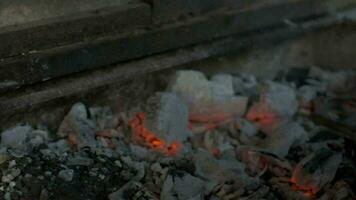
top-left (57, 102), bottom-right (97, 149)
top-left (161, 171), bottom-right (205, 200)
top-left (144, 92), bottom-right (191, 144)
top-left (170, 70), bottom-right (248, 121)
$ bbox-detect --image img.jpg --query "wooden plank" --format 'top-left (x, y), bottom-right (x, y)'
top-left (0, 27), bottom-right (304, 122)
top-left (0, 10), bottom-right (347, 123)
top-left (0, 2), bottom-right (151, 58)
top-left (0, 0), bottom-right (333, 92)
top-left (143, 0), bottom-right (222, 23)
top-left (143, 0), bottom-right (293, 24)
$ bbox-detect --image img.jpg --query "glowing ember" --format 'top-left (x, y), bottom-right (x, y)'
top-left (290, 177), bottom-right (319, 198)
top-left (189, 113), bottom-right (232, 123)
top-left (96, 129), bottom-right (116, 138)
top-left (188, 112), bottom-right (232, 134)
top-left (211, 148), bottom-right (221, 156)
top-left (188, 121), bottom-right (220, 133)
top-left (128, 113), bottom-right (181, 155)
top-left (246, 111), bottom-right (277, 126)
top-left (67, 132), bottom-right (77, 149)
top-left (289, 150), bottom-right (342, 198)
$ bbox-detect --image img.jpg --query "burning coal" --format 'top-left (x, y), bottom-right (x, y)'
top-left (128, 112), bottom-right (181, 155)
top-left (1, 68), bottom-right (355, 199)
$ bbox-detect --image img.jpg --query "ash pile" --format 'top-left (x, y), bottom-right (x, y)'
top-left (1, 67), bottom-right (356, 200)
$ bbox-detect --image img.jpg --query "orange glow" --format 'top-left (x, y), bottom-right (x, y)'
top-left (246, 111), bottom-right (277, 126)
top-left (188, 121), bottom-right (220, 133)
top-left (290, 177), bottom-right (319, 198)
top-left (128, 113), bottom-right (181, 155)
top-left (203, 123), bottom-right (220, 130)
top-left (96, 129), bottom-right (115, 137)
top-left (189, 113), bottom-right (232, 123)
top-left (188, 113), bottom-right (231, 134)
top-left (67, 132), bottom-right (78, 148)
top-left (212, 148), bottom-right (221, 156)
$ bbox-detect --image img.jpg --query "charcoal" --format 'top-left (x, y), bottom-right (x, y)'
top-left (1, 125), bottom-right (52, 159)
top-left (286, 67), bottom-right (310, 87)
top-left (95, 144), bottom-right (118, 158)
top-left (129, 144), bottom-right (150, 160)
top-left (109, 158), bottom-right (146, 200)
top-left (89, 106), bottom-right (119, 130)
top-left (169, 70), bottom-right (212, 109)
top-left (109, 181), bottom-right (158, 200)
top-left (114, 140), bottom-right (130, 155)
top-left (28, 129), bottom-right (49, 148)
top-left (39, 189), bottom-right (49, 200)
top-left (261, 81), bottom-right (298, 117)
top-left (170, 70), bottom-right (248, 121)
top-left (194, 149), bottom-right (229, 182)
top-left (309, 111), bottom-right (356, 143)
top-left (343, 113), bottom-right (356, 130)
top-left (269, 178), bottom-right (309, 200)
top-left (233, 77), bottom-right (245, 94)
top-left (210, 74), bottom-right (235, 98)
top-left (202, 129), bottom-right (233, 155)
top-left (319, 181), bottom-right (356, 200)
top-left (291, 148), bottom-right (342, 195)
top-left (193, 149), bottom-right (252, 185)
top-left (45, 139), bottom-right (71, 159)
top-left (0, 68), bottom-right (355, 199)
top-left (121, 156), bottom-right (145, 181)
top-left (150, 162), bottom-right (163, 173)
top-left (209, 182), bottom-right (245, 200)
top-left (297, 85), bottom-right (318, 107)
top-left (109, 181), bottom-right (140, 200)
top-left (236, 119), bottom-right (258, 137)
top-left (237, 146), bottom-right (292, 177)
top-left (308, 130), bottom-right (341, 143)
top-left (1, 124), bottom-right (32, 156)
top-left (247, 81), bottom-right (298, 124)
top-left (4, 192), bottom-right (10, 200)
top-left (242, 185), bottom-right (269, 200)
top-left (58, 169), bottom-right (74, 182)
top-left (144, 92), bottom-right (192, 144)
top-left (161, 171), bottom-right (205, 200)
top-left (233, 74), bottom-right (258, 96)
top-left (66, 154), bottom-right (94, 166)
top-left (58, 102), bottom-right (88, 137)
top-left (258, 121), bottom-right (308, 157)
top-left (96, 129), bottom-right (123, 138)
top-left (309, 67), bottom-right (355, 92)
top-left (57, 102), bottom-right (97, 149)
top-left (0, 147), bottom-right (9, 164)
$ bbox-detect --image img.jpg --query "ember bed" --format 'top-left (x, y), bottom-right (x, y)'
top-left (0, 1), bottom-right (355, 200)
